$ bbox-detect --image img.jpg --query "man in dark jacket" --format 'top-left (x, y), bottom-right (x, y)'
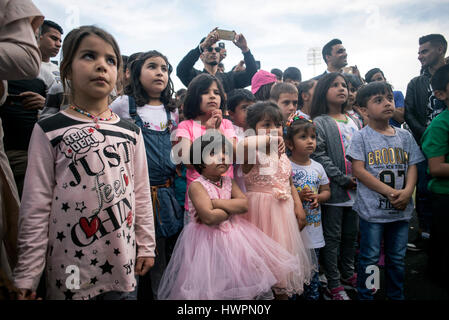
top-left (404, 33), bottom-right (447, 250)
top-left (176, 28), bottom-right (258, 93)
top-left (405, 34), bottom-right (447, 143)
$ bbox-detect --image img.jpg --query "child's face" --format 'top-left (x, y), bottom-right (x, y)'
top-left (69, 35), bottom-right (118, 101)
top-left (364, 92), bottom-right (395, 122)
top-left (326, 76), bottom-right (348, 107)
top-left (201, 148), bottom-right (231, 177)
top-left (288, 127), bottom-right (316, 156)
top-left (434, 83), bottom-right (449, 106)
top-left (200, 81), bottom-right (221, 115)
top-left (277, 92), bottom-right (299, 120)
top-left (305, 81), bottom-right (317, 102)
top-left (139, 56), bottom-right (169, 99)
top-left (255, 115), bottom-right (283, 137)
top-left (347, 82), bottom-right (357, 107)
top-left (229, 100), bottom-right (253, 128)
top-left (371, 72), bottom-right (386, 82)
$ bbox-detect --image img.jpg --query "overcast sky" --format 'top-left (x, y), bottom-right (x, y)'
top-left (34, 0), bottom-right (449, 93)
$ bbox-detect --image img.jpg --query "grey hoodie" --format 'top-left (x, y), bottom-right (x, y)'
top-left (311, 114), bottom-right (361, 204)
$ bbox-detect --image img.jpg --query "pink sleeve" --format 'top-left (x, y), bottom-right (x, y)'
top-left (221, 119), bottom-right (237, 139)
top-left (175, 120), bottom-right (193, 141)
top-left (13, 125), bottom-right (55, 290)
top-left (133, 131), bottom-right (156, 258)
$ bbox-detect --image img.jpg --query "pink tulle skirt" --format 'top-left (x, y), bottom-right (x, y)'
top-left (157, 215), bottom-right (299, 300)
top-left (242, 191), bottom-right (316, 296)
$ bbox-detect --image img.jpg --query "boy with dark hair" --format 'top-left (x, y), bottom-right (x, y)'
top-left (283, 67), bottom-right (302, 86)
top-left (270, 68), bottom-right (283, 82)
top-left (347, 82), bottom-right (425, 300)
top-left (227, 88), bottom-right (256, 135)
top-left (269, 82), bottom-right (298, 121)
top-left (365, 68), bottom-right (405, 127)
top-left (227, 88), bottom-right (256, 193)
top-left (421, 64), bottom-right (449, 293)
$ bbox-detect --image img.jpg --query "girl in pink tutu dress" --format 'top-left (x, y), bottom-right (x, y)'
top-left (241, 101), bottom-right (316, 299)
top-left (157, 131), bottom-right (299, 300)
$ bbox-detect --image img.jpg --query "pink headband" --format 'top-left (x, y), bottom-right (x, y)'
top-left (251, 70), bottom-right (277, 94)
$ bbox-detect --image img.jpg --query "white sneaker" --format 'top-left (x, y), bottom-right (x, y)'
top-left (323, 286), bottom-right (351, 300)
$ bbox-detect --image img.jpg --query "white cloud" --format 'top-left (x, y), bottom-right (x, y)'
top-left (33, 0), bottom-right (449, 92)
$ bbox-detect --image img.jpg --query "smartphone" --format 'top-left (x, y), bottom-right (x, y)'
top-left (342, 66), bottom-right (354, 74)
top-left (255, 61), bottom-right (261, 70)
top-left (217, 29), bottom-right (236, 41)
top-left (218, 42), bottom-right (225, 49)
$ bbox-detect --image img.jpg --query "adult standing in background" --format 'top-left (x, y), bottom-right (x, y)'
top-left (0, 19), bottom-right (63, 198)
top-left (0, 0), bottom-right (43, 299)
top-left (404, 34), bottom-right (447, 251)
top-left (313, 39), bottom-right (348, 80)
top-left (38, 20), bottom-right (63, 91)
top-left (177, 28), bottom-right (258, 93)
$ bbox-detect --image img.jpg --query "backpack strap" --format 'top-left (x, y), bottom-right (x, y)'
top-left (128, 95), bottom-right (143, 127)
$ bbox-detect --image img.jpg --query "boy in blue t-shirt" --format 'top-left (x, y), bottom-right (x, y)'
top-left (421, 64), bottom-right (449, 293)
top-left (346, 82), bottom-right (424, 300)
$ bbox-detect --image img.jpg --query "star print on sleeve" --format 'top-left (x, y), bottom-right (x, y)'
top-left (61, 202), bottom-right (70, 212)
top-left (56, 232), bottom-right (66, 242)
top-left (90, 258), bottom-right (98, 266)
top-left (113, 248), bottom-right (121, 256)
top-left (99, 260), bottom-right (114, 274)
top-left (90, 277), bottom-right (98, 285)
top-left (56, 279), bottom-right (62, 289)
top-left (123, 260), bottom-right (132, 275)
top-left (75, 201), bottom-right (87, 213)
top-left (64, 289), bottom-right (75, 300)
top-left (74, 250), bottom-right (84, 260)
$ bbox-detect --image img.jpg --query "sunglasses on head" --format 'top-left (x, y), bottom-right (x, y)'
top-left (206, 47), bottom-right (221, 53)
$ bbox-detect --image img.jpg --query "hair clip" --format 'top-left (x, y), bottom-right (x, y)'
top-left (286, 114), bottom-right (313, 127)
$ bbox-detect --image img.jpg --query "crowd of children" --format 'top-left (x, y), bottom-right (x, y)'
top-left (1, 9), bottom-right (449, 301)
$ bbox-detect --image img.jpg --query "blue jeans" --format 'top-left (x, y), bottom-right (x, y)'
top-left (357, 218), bottom-right (409, 300)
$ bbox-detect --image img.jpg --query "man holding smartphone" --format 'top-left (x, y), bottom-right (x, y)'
top-left (176, 27), bottom-right (258, 93)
